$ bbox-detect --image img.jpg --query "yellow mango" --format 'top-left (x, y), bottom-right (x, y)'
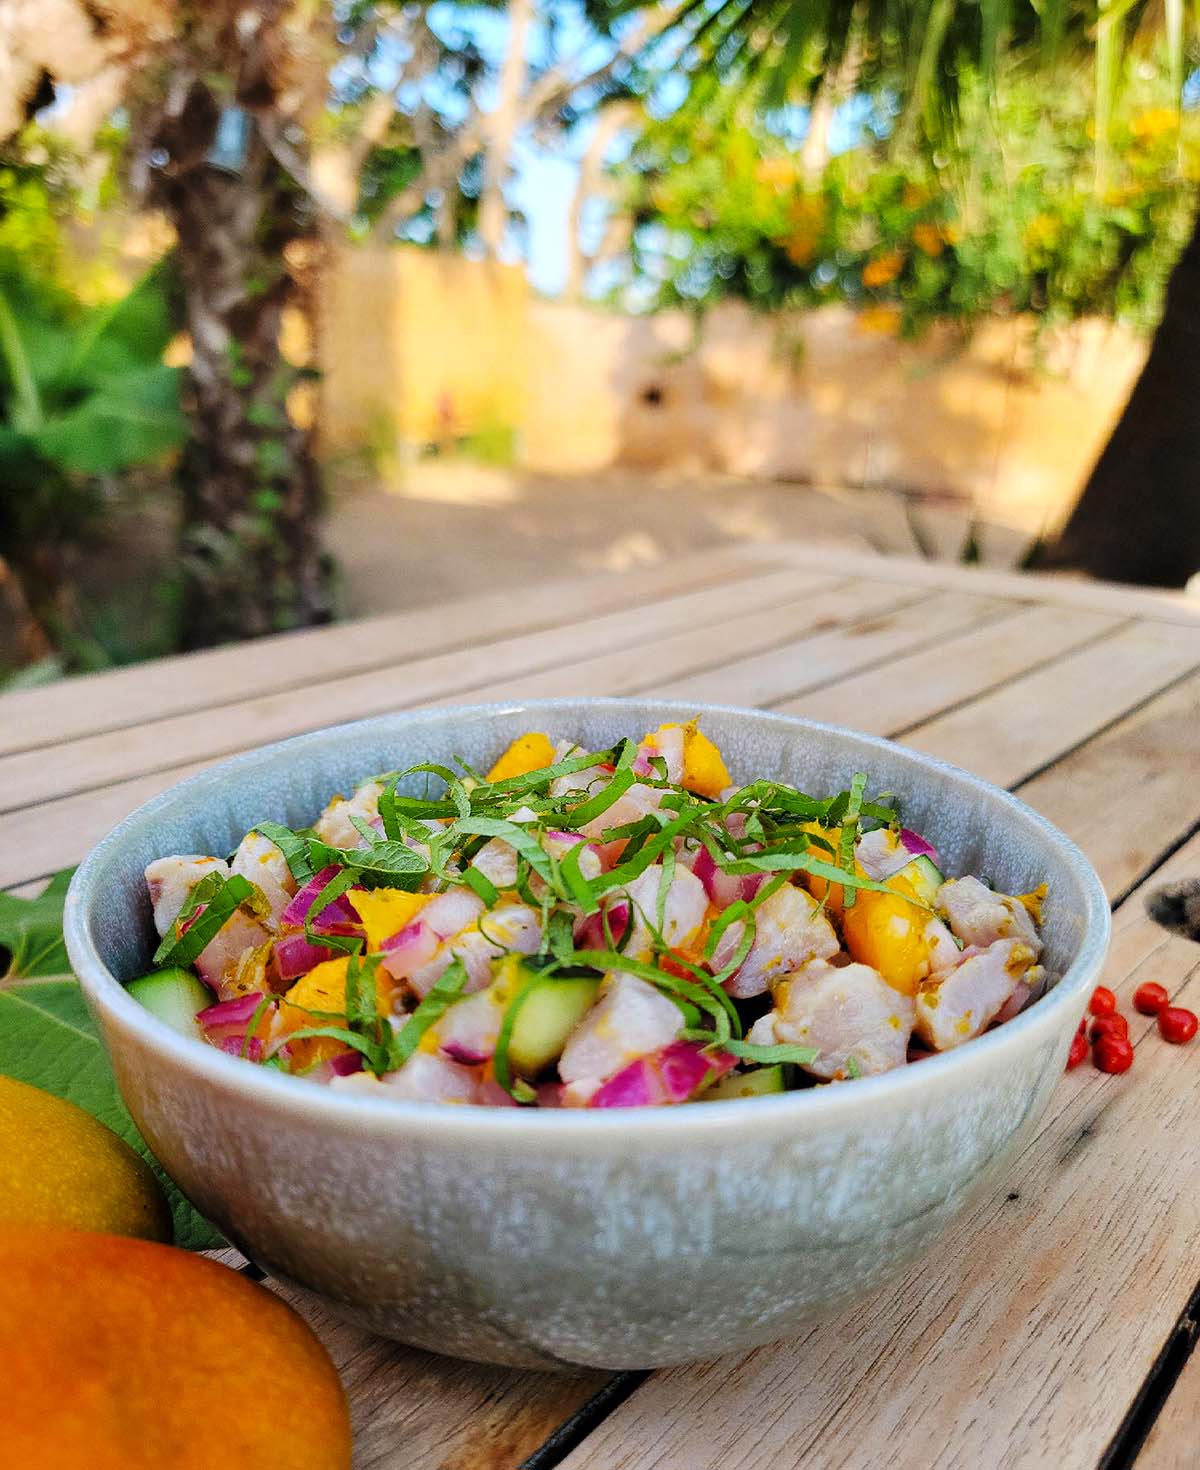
top-left (281, 956), bottom-right (390, 1069)
top-left (487, 732), bottom-right (555, 783)
top-left (349, 888), bottom-right (430, 952)
top-left (840, 870), bottom-right (932, 996)
top-left (681, 721), bottom-right (731, 797)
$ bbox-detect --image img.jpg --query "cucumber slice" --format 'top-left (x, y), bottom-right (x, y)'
top-left (127, 967), bottom-right (211, 1040)
top-left (699, 1065), bottom-right (786, 1101)
top-left (508, 976), bottom-right (600, 1076)
top-left (899, 854), bottom-right (944, 905)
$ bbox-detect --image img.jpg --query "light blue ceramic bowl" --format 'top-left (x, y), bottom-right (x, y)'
top-left (64, 699), bottom-right (1110, 1369)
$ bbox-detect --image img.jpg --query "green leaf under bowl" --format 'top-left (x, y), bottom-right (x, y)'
top-left (0, 870), bottom-right (222, 1250)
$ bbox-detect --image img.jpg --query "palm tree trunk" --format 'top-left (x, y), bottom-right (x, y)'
top-left (149, 90), bottom-right (333, 649)
top-left (1035, 206), bottom-right (1200, 587)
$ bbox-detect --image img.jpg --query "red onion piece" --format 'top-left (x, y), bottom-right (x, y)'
top-left (574, 900), bottom-right (630, 952)
top-left (657, 1040), bottom-right (736, 1102)
top-left (899, 828), bottom-right (940, 866)
top-left (280, 867), bottom-right (363, 935)
top-left (591, 1058), bottom-right (658, 1107)
top-left (275, 932), bottom-right (338, 981)
top-left (216, 1034), bottom-right (265, 1062)
top-left (197, 992), bottom-right (265, 1028)
top-left (328, 1050), bottom-right (364, 1077)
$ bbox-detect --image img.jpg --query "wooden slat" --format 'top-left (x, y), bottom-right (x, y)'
top-left (552, 833), bottom-right (1200, 1470)
top-left (785, 604), bottom-right (1122, 735)
top-left (0, 567), bottom-right (834, 815)
top-left (0, 544), bottom-right (775, 758)
top-left (262, 1282), bottom-right (609, 1470)
top-left (1015, 668), bottom-right (1200, 902)
top-left (1136, 1344), bottom-right (1200, 1470)
top-left (651, 590), bottom-right (1014, 707)
top-left (0, 760), bottom-right (213, 889)
top-left (440, 582), bottom-right (995, 707)
top-left (905, 620), bottom-right (1200, 789)
top-left (764, 540), bottom-right (1200, 627)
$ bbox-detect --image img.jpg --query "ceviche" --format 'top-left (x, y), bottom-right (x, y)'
top-left (129, 723), bottom-right (1049, 1107)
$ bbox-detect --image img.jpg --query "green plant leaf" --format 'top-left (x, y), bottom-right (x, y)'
top-left (0, 871), bottom-right (222, 1250)
top-left (32, 364), bottom-right (185, 474)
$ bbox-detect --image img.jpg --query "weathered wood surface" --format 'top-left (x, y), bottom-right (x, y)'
top-left (4, 547), bottom-right (1199, 1470)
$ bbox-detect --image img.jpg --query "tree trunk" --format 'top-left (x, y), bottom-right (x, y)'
top-left (145, 13), bottom-right (333, 650)
top-left (565, 102), bottom-right (634, 300)
top-left (1035, 206), bottom-right (1200, 588)
top-left (478, 0), bottom-right (534, 257)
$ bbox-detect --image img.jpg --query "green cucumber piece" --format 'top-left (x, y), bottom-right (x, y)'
top-left (127, 967), bottom-right (212, 1040)
top-left (899, 854), bottom-right (944, 905)
top-left (699, 1065), bottom-right (786, 1101)
top-left (508, 976), bottom-right (600, 1076)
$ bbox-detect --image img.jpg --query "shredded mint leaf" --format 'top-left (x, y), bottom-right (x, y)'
top-left (307, 837), bottom-right (427, 890)
top-left (724, 1039), bottom-right (821, 1066)
top-left (153, 872), bottom-right (259, 967)
top-left (388, 959), bottom-right (468, 1068)
top-left (251, 821), bottom-right (314, 884)
top-left (0, 871), bottom-right (221, 1249)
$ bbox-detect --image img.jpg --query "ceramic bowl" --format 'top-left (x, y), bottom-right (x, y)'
top-left (64, 699), bottom-right (1110, 1370)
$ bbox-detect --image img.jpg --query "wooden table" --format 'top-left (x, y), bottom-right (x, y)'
top-left (3, 542), bottom-right (1200, 1470)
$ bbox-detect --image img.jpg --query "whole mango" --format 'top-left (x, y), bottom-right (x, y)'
top-left (0, 1227), bottom-right (352, 1469)
top-left (0, 1074), bottom-right (171, 1240)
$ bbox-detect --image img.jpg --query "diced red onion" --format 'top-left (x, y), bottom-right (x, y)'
top-left (275, 932), bottom-right (337, 981)
top-left (379, 919), bottom-right (441, 981)
top-left (657, 1040), bottom-right (736, 1102)
top-left (216, 1034), bottom-right (265, 1062)
top-left (197, 992), bottom-right (265, 1028)
top-left (590, 1040), bottom-right (735, 1108)
top-left (574, 900), bottom-right (630, 952)
top-left (280, 867), bottom-right (363, 935)
top-left (328, 1050), bottom-right (364, 1077)
top-left (899, 828), bottom-right (940, 865)
top-left (591, 1057), bottom-right (658, 1107)
top-left (693, 845), bottom-right (763, 907)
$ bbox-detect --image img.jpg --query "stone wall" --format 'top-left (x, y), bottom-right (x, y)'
top-left (320, 244), bottom-right (1148, 535)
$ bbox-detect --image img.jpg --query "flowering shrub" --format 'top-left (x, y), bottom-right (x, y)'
top-left (619, 67), bottom-right (1200, 336)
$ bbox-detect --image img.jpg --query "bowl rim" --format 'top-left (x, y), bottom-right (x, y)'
top-left (64, 697), bottom-right (1111, 1138)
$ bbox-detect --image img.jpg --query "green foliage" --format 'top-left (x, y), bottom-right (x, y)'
top-left (0, 255), bottom-right (185, 663)
top-left (0, 872), bottom-right (221, 1249)
top-left (620, 62), bottom-right (1199, 335)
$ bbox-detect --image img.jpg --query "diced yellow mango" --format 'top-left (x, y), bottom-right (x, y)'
top-left (840, 870), bottom-right (932, 996)
top-left (349, 889), bottom-right (430, 952)
top-left (486, 732), bottom-right (555, 783)
top-left (281, 955), bottom-right (391, 1069)
top-left (681, 721), bottom-right (731, 797)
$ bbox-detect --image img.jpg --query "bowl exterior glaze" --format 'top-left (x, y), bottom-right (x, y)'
top-left (65, 700), bottom-right (1110, 1370)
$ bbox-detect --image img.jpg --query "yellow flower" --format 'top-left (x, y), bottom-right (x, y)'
top-left (862, 250), bottom-right (904, 287)
top-left (784, 232), bottom-right (818, 266)
top-left (1130, 107), bottom-right (1179, 141)
top-left (858, 304), bottom-right (902, 336)
top-left (755, 157), bottom-right (796, 189)
top-left (912, 221), bottom-right (944, 257)
top-left (1023, 213), bottom-right (1060, 250)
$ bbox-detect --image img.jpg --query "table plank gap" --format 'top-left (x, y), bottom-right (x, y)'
top-left (1014, 668), bottom-right (1200, 901)
top-left (256, 1278), bottom-right (611, 1470)
top-left (647, 589), bottom-right (1012, 708)
top-left (1129, 1305), bottom-right (1200, 1470)
top-left (0, 545), bottom-right (780, 758)
top-left (0, 565), bottom-right (835, 815)
top-left (544, 832), bottom-right (1200, 1470)
top-left (903, 620), bottom-right (1200, 790)
top-left (775, 603), bottom-right (1123, 735)
top-left (765, 542), bottom-right (1200, 626)
top-left (436, 579), bottom-right (952, 708)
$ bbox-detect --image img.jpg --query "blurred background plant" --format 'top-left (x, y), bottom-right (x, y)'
top-left (0, 0), bottom-right (1198, 685)
top-left (620, 61), bottom-right (1199, 338)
